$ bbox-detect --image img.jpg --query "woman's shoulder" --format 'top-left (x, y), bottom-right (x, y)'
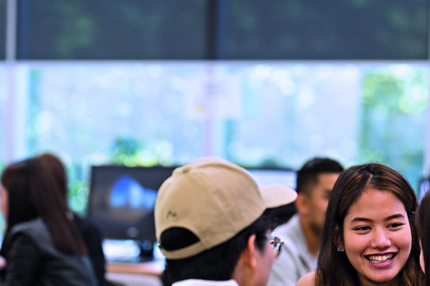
top-left (10, 218), bottom-right (45, 235)
top-left (9, 218), bottom-right (50, 244)
top-left (296, 271), bottom-right (316, 286)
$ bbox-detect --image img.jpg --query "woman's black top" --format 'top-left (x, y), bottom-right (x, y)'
top-left (3, 218), bottom-right (97, 286)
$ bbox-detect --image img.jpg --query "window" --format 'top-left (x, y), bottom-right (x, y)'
top-left (0, 0), bottom-right (6, 59)
top-left (17, 0), bottom-right (208, 59)
top-left (214, 63), bottom-right (428, 188)
top-left (0, 65), bottom-right (6, 169)
top-left (1, 0), bottom-right (429, 213)
top-left (16, 0), bottom-right (429, 60)
top-left (20, 62), bottom-right (429, 212)
top-left (25, 63), bottom-right (207, 210)
top-left (221, 0), bottom-right (429, 59)
top-left (360, 66), bottom-right (428, 188)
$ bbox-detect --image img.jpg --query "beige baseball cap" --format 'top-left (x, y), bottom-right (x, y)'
top-left (155, 157), bottom-right (297, 260)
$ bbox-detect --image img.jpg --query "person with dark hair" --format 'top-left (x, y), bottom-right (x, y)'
top-left (154, 157), bottom-right (297, 286)
top-left (37, 153), bottom-right (113, 286)
top-left (268, 157), bottom-right (343, 286)
top-left (0, 157), bottom-right (97, 285)
top-left (416, 190), bottom-right (430, 285)
top-left (297, 163), bottom-right (423, 286)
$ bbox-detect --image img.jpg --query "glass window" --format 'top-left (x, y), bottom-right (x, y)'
top-left (16, 0), bottom-right (429, 60)
top-left (0, 66), bottom-right (6, 169)
top-left (222, 0), bottom-right (429, 59)
top-left (27, 63), bottom-right (207, 211)
top-left (23, 62), bottom-right (429, 213)
top-left (0, 0), bottom-right (6, 59)
top-left (359, 66), bottom-right (429, 188)
top-left (214, 63), bottom-right (428, 189)
top-left (0, 65), bottom-right (6, 232)
top-left (216, 64), bottom-right (361, 166)
top-left (17, 0), bottom-right (208, 59)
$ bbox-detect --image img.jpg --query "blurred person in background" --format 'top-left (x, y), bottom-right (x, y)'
top-left (268, 157), bottom-right (343, 286)
top-left (38, 153), bottom-right (118, 286)
top-left (0, 157), bottom-right (97, 285)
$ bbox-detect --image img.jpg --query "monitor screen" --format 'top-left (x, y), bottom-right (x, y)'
top-left (246, 168), bottom-right (297, 226)
top-left (246, 168), bottom-right (296, 189)
top-left (87, 165), bottom-right (176, 242)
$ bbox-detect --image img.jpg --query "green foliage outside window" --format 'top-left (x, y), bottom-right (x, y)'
top-left (360, 69), bottom-right (429, 189)
top-left (110, 136), bottom-right (173, 167)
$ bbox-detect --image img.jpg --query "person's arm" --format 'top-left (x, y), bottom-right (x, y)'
top-left (296, 272), bottom-right (316, 286)
top-left (5, 234), bottom-right (40, 286)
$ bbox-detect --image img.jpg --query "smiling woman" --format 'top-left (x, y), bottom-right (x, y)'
top-left (296, 163), bottom-right (423, 286)
top-left (342, 189), bottom-right (412, 285)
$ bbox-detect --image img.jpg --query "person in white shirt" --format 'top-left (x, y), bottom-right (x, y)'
top-left (154, 157), bottom-right (297, 286)
top-left (268, 157), bottom-right (343, 286)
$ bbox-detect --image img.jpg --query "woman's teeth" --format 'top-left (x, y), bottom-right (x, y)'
top-left (367, 254), bottom-right (394, 263)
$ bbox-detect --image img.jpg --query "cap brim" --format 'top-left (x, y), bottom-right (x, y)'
top-left (259, 184), bottom-right (297, 209)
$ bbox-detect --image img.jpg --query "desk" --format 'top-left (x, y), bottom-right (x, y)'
top-left (107, 260), bottom-right (164, 277)
top-left (107, 260), bottom-right (164, 286)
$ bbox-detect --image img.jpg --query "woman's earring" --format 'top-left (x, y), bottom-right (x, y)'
top-left (337, 245), bottom-right (344, 252)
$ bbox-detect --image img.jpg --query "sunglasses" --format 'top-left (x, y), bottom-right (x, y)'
top-left (265, 235), bottom-right (283, 258)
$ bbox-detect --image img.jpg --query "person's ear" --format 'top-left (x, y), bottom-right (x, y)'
top-left (243, 234), bottom-right (258, 269)
top-left (295, 193), bottom-right (309, 215)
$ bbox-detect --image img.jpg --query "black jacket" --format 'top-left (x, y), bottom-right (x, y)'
top-left (2, 218), bottom-right (97, 286)
top-left (73, 214), bottom-right (110, 286)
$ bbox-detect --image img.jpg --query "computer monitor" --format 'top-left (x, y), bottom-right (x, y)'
top-left (87, 165), bottom-right (176, 245)
top-left (246, 167), bottom-right (296, 189)
top-left (246, 167), bottom-right (297, 226)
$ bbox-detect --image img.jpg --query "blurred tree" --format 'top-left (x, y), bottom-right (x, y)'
top-left (360, 70), bottom-right (429, 191)
top-left (110, 136), bottom-right (143, 165)
top-left (109, 136), bottom-right (175, 167)
top-left (67, 163), bottom-right (88, 214)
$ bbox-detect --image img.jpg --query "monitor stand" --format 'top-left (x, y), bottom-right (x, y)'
top-left (138, 240), bottom-right (155, 263)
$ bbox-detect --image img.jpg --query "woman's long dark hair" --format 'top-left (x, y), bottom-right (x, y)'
top-left (37, 153), bottom-right (68, 210)
top-left (315, 163), bottom-right (423, 286)
top-left (0, 157), bottom-right (87, 257)
top-left (417, 191), bottom-right (430, 286)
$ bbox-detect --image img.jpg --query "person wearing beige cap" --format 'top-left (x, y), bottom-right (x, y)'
top-left (154, 157), bottom-right (297, 286)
